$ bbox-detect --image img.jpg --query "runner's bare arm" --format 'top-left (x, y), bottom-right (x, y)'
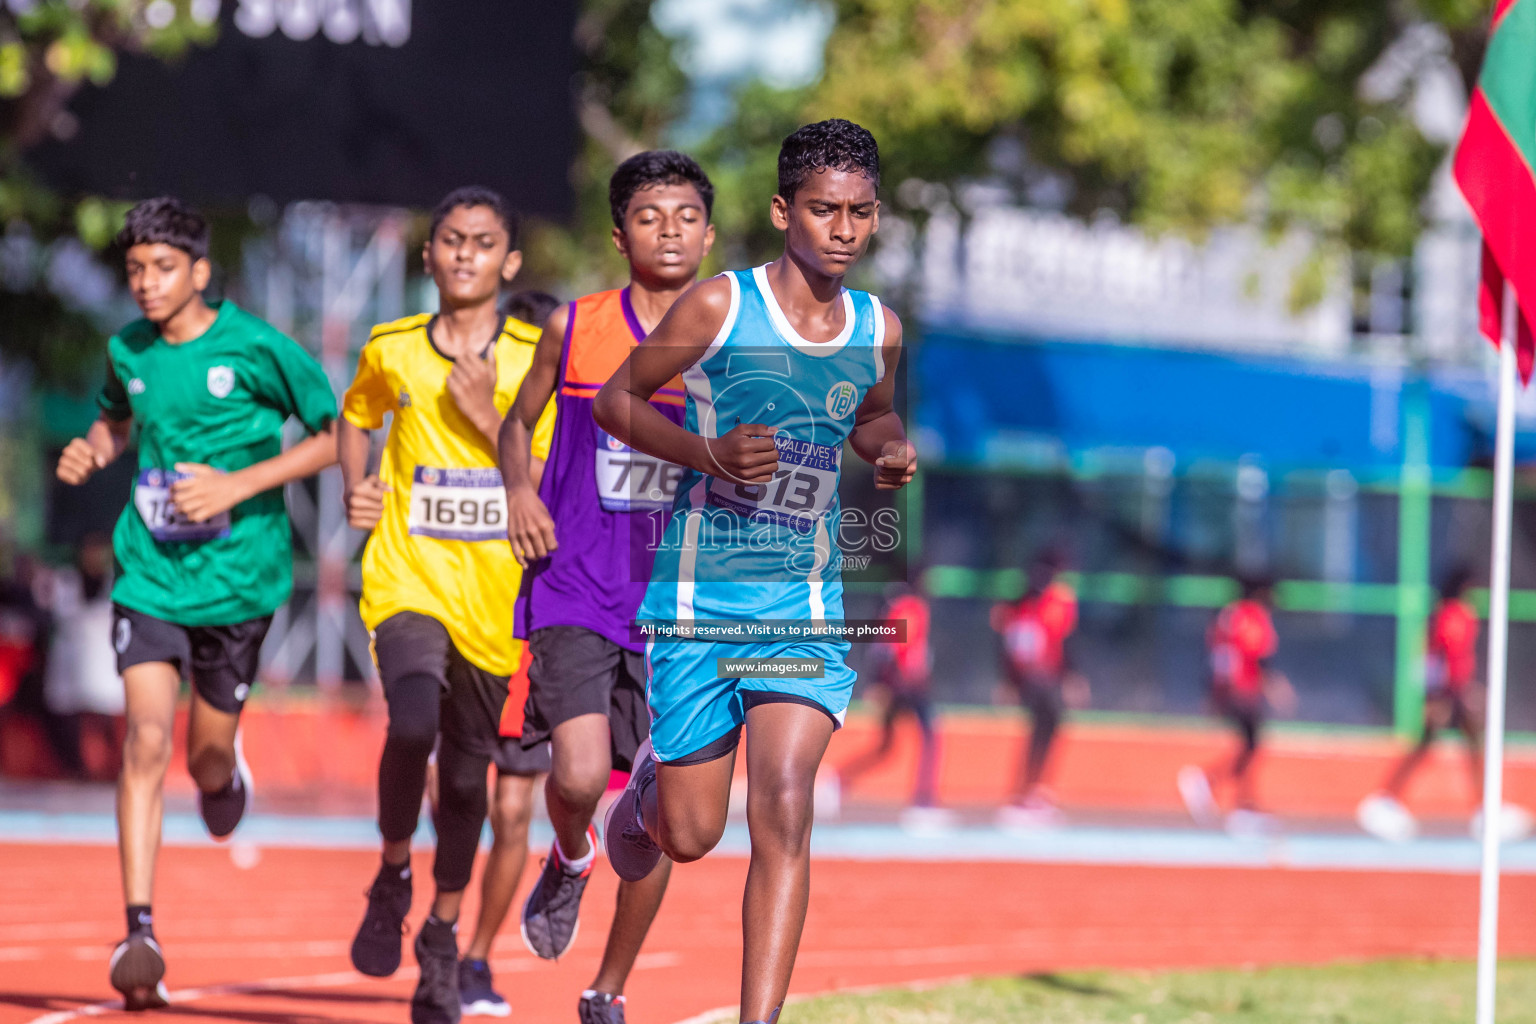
top-left (56, 414), bottom-right (131, 485)
top-left (338, 417), bottom-right (387, 531)
top-left (595, 277), bottom-right (778, 484)
top-left (848, 306), bottom-right (915, 490)
top-left (173, 420), bottom-right (339, 523)
top-left (500, 304), bottom-right (565, 565)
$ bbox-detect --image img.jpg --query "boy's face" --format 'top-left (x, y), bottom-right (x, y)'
top-left (125, 243), bottom-right (210, 324)
top-left (424, 204), bottom-right (521, 308)
top-left (613, 182), bottom-right (714, 286)
top-left (771, 169), bottom-right (879, 278)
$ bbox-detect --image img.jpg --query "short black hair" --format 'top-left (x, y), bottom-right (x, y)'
top-left (1439, 564), bottom-right (1474, 600)
top-left (115, 197), bottom-right (209, 262)
top-left (502, 289), bottom-right (562, 326)
top-left (777, 119), bottom-right (880, 202)
top-left (430, 186), bottom-right (519, 249)
top-left (608, 150), bottom-right (715, 228)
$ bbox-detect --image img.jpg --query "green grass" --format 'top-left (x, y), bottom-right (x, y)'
top-left (741, 961), bottom-right (1536, 1023)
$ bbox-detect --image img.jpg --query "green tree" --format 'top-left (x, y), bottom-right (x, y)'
top-left (703, 0), bottom-right (1492, 280)
top-left (522, 0), bottom-right (694, 295)
top-left (0, 0), bottom-right (213, 387)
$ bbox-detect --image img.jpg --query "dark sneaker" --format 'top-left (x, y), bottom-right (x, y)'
top-left (109, 933), bottom-right (169, 1011)
top-left (458, 958), bottom-right (509, 1018)
top-left (578, 990), bottom-right (627, 1024)
top-left (519, 824), bottom-right (595, 960)
top-left (603, 739), bottom-right (662, 883)
top-left (351, 861), bottom-right (413, 977)
top-left (199, 732), bottom-right (251, 840)
top-left (411, 919), bottom-right (460, 1024)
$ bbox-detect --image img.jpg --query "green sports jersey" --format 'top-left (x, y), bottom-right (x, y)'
top-left (98, 300), bottom-right (337, 626)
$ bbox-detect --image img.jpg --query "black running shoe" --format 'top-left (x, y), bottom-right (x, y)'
top-left (198, 732), bottom-right (251, 840)
top-left (351, 861), bottom-right (413, 977)
top-left (578, 990), bottom-right (627, 1024)
top-left (109, 933), bottom-right (169, 1011)
top-left (603, 739), bottom-right (662, 883)
top-left (411, 919), bottom-right (461, 1024)
top-left (519, 825), bottom-right (595, 960)
top-left (458, 958), bottom-right (509, 1018)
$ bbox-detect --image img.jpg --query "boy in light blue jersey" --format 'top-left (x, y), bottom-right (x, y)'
top-left (594, 119), bottom-right (915, 1024)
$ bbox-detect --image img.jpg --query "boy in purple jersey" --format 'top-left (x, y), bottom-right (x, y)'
top-left (497, 151), bottom-right (715, 1024)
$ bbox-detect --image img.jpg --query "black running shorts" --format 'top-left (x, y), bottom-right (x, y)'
top-left (493, 736), bottom-right (550, 777)
top-left (111, 604), bottom-right (272, 714)
top-left (521, 626), bottom-right (649, 773)
top-left (372, 612), bottom-right (512, 762)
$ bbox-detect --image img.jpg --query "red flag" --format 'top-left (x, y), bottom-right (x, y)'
top-left (1452, 0), bottom-right (1536, 383)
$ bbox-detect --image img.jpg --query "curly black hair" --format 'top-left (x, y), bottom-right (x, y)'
top-left (430, 186), bottom-right (519, 249)
top-left (777, 119), bottom-right (880, 201)
top-left (608, 150), bottom-right (715, 228)
top-left (115, 197), bottom-right (209, 262)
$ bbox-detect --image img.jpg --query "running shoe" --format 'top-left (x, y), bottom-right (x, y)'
top-left (198, 731), bottom-right (252, 840)
top-left (109, 932), bottom-right (169, 1012)
top-left (1357, 794), bottom-right (1417, 843)
top-left (1224, 808), bottom-right (1280, 839)
top-left (994, 793), bottom-right (1062, 831)
top-left (1176, 765), bottom-right (1220, 827)
top-left (520, 824), bottom-right (596, 959)
top-left (603, 739), bottom-right (663, 883)
top-left (1472, 803), bottom-right (1535, 843)
top-left (458, 958), bottom-right (509, 1018)
top-left (351, 861), bottom-right (413, 977)
top-left (411, 919), bottom-right (460, 1024)
top-left (578, 990), bottom-right (627, 1024)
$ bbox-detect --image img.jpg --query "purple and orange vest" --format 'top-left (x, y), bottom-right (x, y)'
top-left (514, 288), bottom-right (686, 651)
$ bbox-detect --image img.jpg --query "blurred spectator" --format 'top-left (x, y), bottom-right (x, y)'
top-left (0, 547), bottom-right (56, 776)
top-left (992, 550), bottom-right (1089, 827)
top-left (43, 533), bottom-right (125, 780)
top-left (1178, 575), bottom-right (1296, 833)
top-left (833, 581), bottom-right (941, 817)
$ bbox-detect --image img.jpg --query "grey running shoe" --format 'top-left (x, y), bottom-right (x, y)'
top-left (603, 739), bottom-right (663, 883)
top-left (198, 732), bottom-right (251, 840)
top-left (109, 933), bottom-right (169, 1011)
top-left (411, 919), bottom-right (461, 1024)
top-left (519, 825), bottom-right (595, 959)
top-left (578, 990), bottom-right (627, 1024)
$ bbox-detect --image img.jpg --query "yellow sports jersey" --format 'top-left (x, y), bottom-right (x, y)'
top-left (342, 313), bottom-right (554, 676)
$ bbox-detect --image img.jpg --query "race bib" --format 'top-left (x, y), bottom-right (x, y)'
top-left (707, 435), bottom-right (839, 533)
top-left (1006, 619), bottom-right (1048, 670)
top-left (595, 426), bottom-right (685, 512)
top-left (134, 468), bottom-right (231, 543)
top-left (408, 466), bottom-right (506, 541)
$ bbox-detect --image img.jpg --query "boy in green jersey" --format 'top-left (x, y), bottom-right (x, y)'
top-left (55, 198), bottom-right (338, 1011)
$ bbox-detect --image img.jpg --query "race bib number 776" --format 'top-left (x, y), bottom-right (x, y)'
top-left (408, 466), bottom-right (506, 542)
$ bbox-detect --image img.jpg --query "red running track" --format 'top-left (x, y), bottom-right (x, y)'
top-left (3, 842), bottom-right (1535, 1024)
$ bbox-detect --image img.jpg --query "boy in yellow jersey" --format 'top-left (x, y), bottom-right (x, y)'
top-left (338, 187), bottom-right (555, 1024)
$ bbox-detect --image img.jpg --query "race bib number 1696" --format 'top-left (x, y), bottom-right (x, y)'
top-left (408, 466), bottom-right (506, 542)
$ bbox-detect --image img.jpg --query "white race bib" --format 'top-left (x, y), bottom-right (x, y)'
top-left (408, 466), bottom-right (506, 541)
top-left (595, 426), bottom-right (685, 512)
top-left (706, 435), bottom-right (839, 533)
top-left (134, 468), bottom-right (231, 543)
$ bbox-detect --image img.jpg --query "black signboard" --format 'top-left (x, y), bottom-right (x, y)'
top-left (33, 0), bottom-right (578, 216)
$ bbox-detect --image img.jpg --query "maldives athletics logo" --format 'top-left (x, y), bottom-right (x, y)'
top-left (825, 380), bottom-right (858, 419)
top-left (207, 365), bottom-right (236, 399)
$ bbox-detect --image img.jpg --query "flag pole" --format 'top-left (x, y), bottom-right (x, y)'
top-left (1476, 279), bottom-right (1518, 1024)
